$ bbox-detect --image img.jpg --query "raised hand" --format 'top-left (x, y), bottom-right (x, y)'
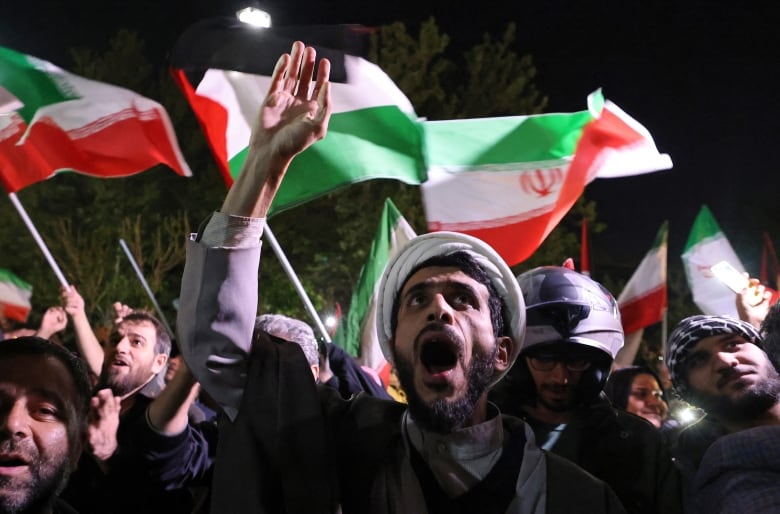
top-left (36, 306), bottom-right (68, 340)
top-left (88, 388), bottom-right (122, 463)
top-left (222, 42), bottom-right (332, 219)
top-left (251, 41), bottom-right (332, 161)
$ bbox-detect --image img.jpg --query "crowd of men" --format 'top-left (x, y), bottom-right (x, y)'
top-left (2, 41), bottom-right (779, 514)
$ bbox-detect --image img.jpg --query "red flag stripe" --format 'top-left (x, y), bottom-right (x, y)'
top-left (619, 286), bottom-right (667, 334)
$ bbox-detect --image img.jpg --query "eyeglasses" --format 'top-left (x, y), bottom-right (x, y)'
top-left (527, 355), bottom-right (592, 372)
top-left (629, 389), bottom-right (665, 401)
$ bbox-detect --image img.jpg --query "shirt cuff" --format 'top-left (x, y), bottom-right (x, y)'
top-left (196, 211), bottom-right (265, 249)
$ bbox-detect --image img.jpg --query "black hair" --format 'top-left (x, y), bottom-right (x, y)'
top-left (117, 310), bottom-right (172, 356)
top-left (603, 365), bottom-right (666, 410)
top-left (390, 251), bottom-right (507, 339)
top-left (0, 337), bottom-right (92, 448)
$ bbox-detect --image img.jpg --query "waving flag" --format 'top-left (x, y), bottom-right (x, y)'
top-left (618, 222), bottom-right (668, 334)
top-left (171, 20), bottom-right (424, 214)
top-left (0, 268), bottom-right (32, 322)
top-left (333, 198), bottom-right (416, 372)
top-left (172, 21), bottom-right (671, 264)
top-left (421, 92), bottom-right (672, 265)
top-left (0, 46), bottom-right (191, 193)
top-left (682, 206), bottom-right (744, 317)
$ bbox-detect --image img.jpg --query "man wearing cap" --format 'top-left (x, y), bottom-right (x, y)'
top-left (177, 42), bottom-right (624, 513)
top-left (492, 266), bottom-right (682, 514)
top-left (666, 314), bottom-right (780, 512)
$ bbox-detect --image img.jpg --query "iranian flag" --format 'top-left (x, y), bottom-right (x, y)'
top-left (422, 92), bottom-right (672, 265)
top-left (0, 268), bottom-right (32, 322)
top-left (618, 221), bottom-right (668, 334)
top-left (333, 198), bottom-right (416, 374)
top-left (172, 21), bottom-right (671, 264)
top-left (0, 46), bottom-right (191, 192)
top-left (682, 205), bottom-right (745, 317)
top-left (171, 20), bottom-right (424, 214)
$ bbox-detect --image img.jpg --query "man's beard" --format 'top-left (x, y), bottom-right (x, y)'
top-left (97, 364), bottom-right (151, 397)
top-left (0, 440), bottom-right (71, 514)
top-left (395, 343), bottom-right (497, 434)
top-left (697, 370), bottom-right (780, 423)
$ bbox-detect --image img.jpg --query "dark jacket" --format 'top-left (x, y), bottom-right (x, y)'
top-left (62, 393), bottom-right (213, 514)
top-left (209, 330), bottom-right (625, 514)
top-left (505, 395), bottom-right (683, 514)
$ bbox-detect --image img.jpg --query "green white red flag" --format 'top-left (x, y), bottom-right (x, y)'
top-left (333, 198), bottom-right (416, 373)
top-left (618, 221), bottom-right (668, 334)
top-left (0, 268), bottom-right (32, 322)
top-left (0, 45), bottom-right (191, 192)
top-left (682, 205), bottom-right (745, 317)
top-left (172, 22), bottom-right (671, 264)
top-left (421, 92), bottom-right (672, 265)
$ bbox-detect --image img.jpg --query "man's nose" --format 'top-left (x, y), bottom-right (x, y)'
top-left (714, 350), bottom-right (739, 371)
top-left (0, 401), bottom-right (31, 439)
top-left (427, 293), bottom-right (454, 324)
top-left (549, 361), bottom-right (571, 382)
top-left (114, 335), bottom-right (131, 353)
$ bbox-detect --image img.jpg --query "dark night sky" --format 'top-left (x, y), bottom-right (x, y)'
top-left (2, 0), bottom-right (779, 277)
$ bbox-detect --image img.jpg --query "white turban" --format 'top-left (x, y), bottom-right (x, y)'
top-left (375, 231), bottom-right (525, 386)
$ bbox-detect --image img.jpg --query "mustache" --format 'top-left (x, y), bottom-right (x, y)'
top-left (0, 439), bottom-right (33, 462)
top-left (414, 322), bottom-right (464, 355)
top-left (716, 367), bottom-right (750, 389)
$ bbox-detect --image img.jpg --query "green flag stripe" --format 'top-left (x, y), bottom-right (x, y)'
top-left (683, 205), bottom-right (722, 252)
top-left (0, 268), bottom-right (32, 291)
top-left (227, 106), bottom-right (425, 215)
top-left (424, 110), bottom-right (594, 167)
top-left (0, 46), bottom-right (80, 123)
top-left (334, 198), bottom-right (406, 356)
top-left (653, 220), bottom-right (669, 249)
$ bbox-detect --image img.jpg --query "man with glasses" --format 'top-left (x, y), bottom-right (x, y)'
top-left (491, 266), bottom-right (682, 514)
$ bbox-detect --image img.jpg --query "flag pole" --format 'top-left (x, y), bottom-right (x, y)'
top-left (118, 239), bottom-right (175, 338)
top-left (263, 223), bottom-right (332, 343)
top-left (7, 192), bottom-right (70, 289)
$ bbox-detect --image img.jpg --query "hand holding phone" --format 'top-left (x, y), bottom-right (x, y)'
top-left (710, 261), bottom-right (750, 293)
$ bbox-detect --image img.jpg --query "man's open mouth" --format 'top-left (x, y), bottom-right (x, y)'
top-left (0, 453), bottom-right (29, 475)
top-left (420, 339), bottom-right (459, 375)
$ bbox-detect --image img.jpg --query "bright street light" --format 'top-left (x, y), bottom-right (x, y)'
top-left (236, 7), bottom-right (272, 28)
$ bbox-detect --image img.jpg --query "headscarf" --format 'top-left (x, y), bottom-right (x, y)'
top-left (665, 315), bottom-right (761, 398)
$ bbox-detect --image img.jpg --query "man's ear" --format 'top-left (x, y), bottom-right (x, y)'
top-left (151, 353), bottom-right (169, 375)
top-left (493, 336), bottom-right (514, 372)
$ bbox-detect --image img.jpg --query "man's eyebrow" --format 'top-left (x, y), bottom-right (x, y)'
top-left (403, 278), bottom-right (481, 300)
top-left (124, 331), bottom-right (148, 342)
top-left (0, 385), bottom-right (67, 412)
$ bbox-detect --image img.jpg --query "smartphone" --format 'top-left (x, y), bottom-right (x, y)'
top-left (710, 261), bottom-right (749, 293)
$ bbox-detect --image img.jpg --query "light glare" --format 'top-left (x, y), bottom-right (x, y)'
top-left (236, 7), bottom-right (271, 28)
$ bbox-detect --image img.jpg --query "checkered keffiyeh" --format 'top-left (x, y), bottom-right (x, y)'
top-left (665, 315), bottom-right (761, 397)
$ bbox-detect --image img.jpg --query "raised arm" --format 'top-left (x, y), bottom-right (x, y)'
top-left (178, 42), bottom-right (331, 419)
top-left (61, 285), bottom-right (105, 376)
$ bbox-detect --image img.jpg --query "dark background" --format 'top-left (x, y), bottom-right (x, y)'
top-left (2, 0), bottom-right (779, 276)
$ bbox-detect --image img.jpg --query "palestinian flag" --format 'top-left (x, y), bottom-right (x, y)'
top-left (0, 268), bottom-right (32, 322)
top-left (333, 198), bottom-right (416, 373)
top-left (170, 20), bottom-right (425, 214)
top-left (171, 21), bottom-right (671, 265)
top-left (618, 221), bottom-right (668, 334)
top-left (682, 205), bottom-right (744, 317)
top-left (0, 46), bottom-right (191, 192)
